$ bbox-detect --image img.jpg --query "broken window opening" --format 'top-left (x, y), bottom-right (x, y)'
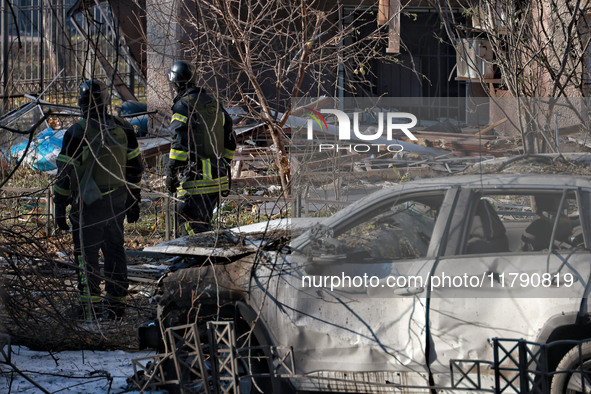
top-left (462, 191), bottom-right (581, 255)
top-left (303, 192), bottom-right (445, 279)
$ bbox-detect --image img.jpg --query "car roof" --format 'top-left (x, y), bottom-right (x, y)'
top-left (368, 173), bottom-right (591, 197)
top-left (324, 174), bottom-right (591, 225)
top-left (291, 173), bottom-right (591, 249)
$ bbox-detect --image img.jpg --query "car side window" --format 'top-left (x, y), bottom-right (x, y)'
top-left (331, 194), bottom-right (444, 262)
top-left (463, 192), bottom-right (581, 255)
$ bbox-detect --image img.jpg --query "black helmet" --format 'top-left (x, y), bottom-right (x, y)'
top-left (167, 61), bottom-right (195, 91)
top-left (78, 79), bottom-right (109, 114)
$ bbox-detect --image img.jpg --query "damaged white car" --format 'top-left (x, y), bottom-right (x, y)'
top-left (150, 174), bottom-right (591, 393)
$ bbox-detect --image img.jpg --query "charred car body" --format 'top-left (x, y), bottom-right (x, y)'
top-left (151, 174), bottom-right (591, 393)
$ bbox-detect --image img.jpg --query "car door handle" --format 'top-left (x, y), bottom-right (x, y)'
top-left (394, 286), bottom-right (425, 296)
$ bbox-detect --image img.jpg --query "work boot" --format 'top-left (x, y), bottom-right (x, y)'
top-left (71, 302), bottom-right (103, 321)
top-left (102, 296), bottom-right (126, 320)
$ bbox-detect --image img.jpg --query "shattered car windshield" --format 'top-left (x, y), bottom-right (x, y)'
top-left (301, 193), bottom-right (444, 264)
top-left (0, 102), bottom-right (46, 133)
top-left (0, 101), bottom-right (80, 133)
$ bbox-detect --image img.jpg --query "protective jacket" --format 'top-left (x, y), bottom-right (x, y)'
top-left (54, 115), bottom-right (143, 205)
top-left (167, 86), bottom-right (236, 196)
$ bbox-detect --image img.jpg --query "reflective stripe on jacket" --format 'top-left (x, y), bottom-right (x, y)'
top-left (167, 87), bottom-right (236, 192)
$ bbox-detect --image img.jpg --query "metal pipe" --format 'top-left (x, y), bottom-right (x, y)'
top-left (39, 0), bottom-right (45, 93)
top-left (1, 0), bottom-right (8, 114)
top-left (554, 112), bottom-right (560, 150)
top-left (164, 195), bottom-right (170, 240)
top-left (46, 189), bottom-right (53, 236)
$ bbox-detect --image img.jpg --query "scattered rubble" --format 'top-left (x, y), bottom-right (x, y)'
top-left (465, 153), bottom-right (591, 176)
top-left (3, 94), bottom-right (591, 392)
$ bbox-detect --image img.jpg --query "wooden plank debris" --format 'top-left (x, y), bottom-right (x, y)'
top-left (138, 137), bottom-right (170, 166)
top-left (476, 117), bottom-right (508, 135)
top-left (143, 105), bottom-right (529, 194)
top-left (567, 135), bottom-right (591, 150)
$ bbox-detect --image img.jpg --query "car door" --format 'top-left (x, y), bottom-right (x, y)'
top-left (248, 186), bottom-right (461, 388)
top-left (428, 187), bottom-right (591, 390)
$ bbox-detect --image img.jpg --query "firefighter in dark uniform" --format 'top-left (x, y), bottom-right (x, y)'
top-left (53, 79), bottom-right (144, 320)
top-left (165, 60), bottom-right (236, 235)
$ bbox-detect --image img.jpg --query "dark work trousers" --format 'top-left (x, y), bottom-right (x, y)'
top-left (177, 192), bottom-right (220, 235)
top-left (69, 187), bottom-right (128, 304)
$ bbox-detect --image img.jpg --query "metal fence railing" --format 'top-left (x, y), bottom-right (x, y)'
top-left (0, 187), bottom-right (170, 243)
top-left (0, 187), bottom-right (335, 245)
top-left (1, 0), bottom-right (145, 116)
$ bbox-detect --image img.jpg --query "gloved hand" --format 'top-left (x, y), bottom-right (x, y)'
top-left (165, 164), bottom-right (182, 194)
top-left (126, 190), bottom-right (141, 223)
top-left (165, 175), bottom-right (179, 194)
top-left (54, 203), bottom-right (69, 231)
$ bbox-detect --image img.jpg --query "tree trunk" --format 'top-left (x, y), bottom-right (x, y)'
top-left (267, 124), bottom-right (291, 198)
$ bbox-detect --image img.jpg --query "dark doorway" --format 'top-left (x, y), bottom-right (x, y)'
top-left (343, 7), bottom-right (467, 123)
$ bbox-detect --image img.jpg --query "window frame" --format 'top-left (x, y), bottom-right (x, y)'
top-left (298, 188), bottom-right (456, 262)
top-left (331, 194), bottom-right (445, 262)
top-left (454, 187), bottom-right (586, 256)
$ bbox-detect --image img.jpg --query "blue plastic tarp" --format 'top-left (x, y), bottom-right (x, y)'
top-left (9, 128), bottom-right (65, 172)
top-left (121, 101), bottom-right (148, 136)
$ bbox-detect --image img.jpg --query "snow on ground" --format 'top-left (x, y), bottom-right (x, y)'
top-left (0, 346), bottom-right (156, 393)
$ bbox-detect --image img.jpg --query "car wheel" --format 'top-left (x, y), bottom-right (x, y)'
top-left (551, 342), bottom-right (591, 394)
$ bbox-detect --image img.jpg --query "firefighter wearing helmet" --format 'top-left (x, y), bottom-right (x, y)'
top-left (165, 60), bottom-right (236, 235)
top-left (53, 79), bottom-right (144, 320)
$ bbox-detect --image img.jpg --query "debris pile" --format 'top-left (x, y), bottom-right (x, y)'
top-left (0, 225), bottom-right (155, 351)
top-left (465, 153), bottom-right (591, 176)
